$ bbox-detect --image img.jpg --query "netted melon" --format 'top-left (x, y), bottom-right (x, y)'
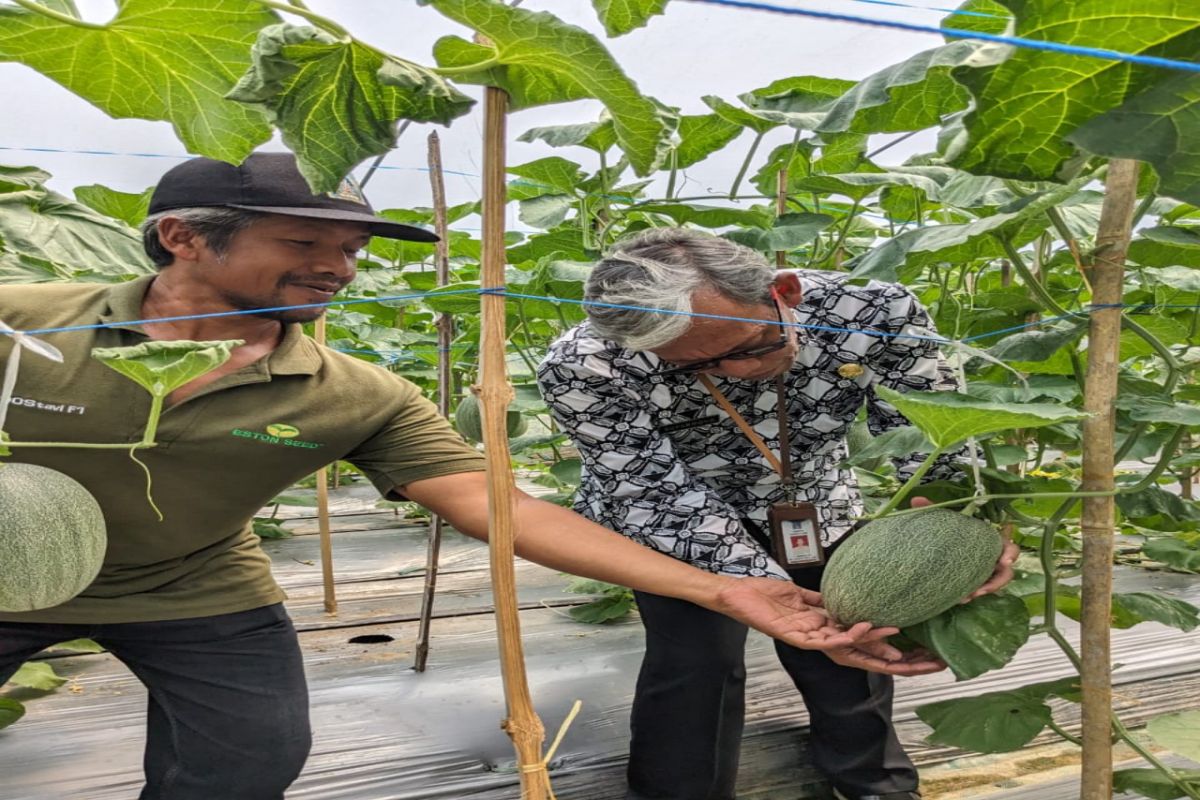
top-left (0, 462), bottom-right (107, 612)
top-left (821, 509), bottom-right (1003, 628)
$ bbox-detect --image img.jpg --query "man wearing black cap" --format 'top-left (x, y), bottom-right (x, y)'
top-left (0, 153), bottom-right (935, 800)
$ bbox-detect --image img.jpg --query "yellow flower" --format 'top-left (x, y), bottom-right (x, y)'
top-left (1028, 468), bottom-right (1062, 479)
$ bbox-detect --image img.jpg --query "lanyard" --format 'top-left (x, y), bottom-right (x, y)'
top-left (697, 374), bottom-right (794, 490)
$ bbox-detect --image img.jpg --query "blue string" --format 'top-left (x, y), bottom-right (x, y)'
top-left (842, 0), bottom-right (1002, 19)
top-left (4, 285), bottom-right (1196, 346)
top-left (11, 288), bottom-right (488, 337)
top-left (681, 0), bottom-right (1200, 74)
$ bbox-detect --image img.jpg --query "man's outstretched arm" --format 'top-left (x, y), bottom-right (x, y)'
top-left (400, 470), bottom-right (944, 677)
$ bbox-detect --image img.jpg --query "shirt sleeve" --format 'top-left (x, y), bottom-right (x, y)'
top-left (343, 375), bottom-right (486, 500)
top-left (538, 337), bottom-right (790, 580)
top-left (862, 283), bottom-right (965, 482)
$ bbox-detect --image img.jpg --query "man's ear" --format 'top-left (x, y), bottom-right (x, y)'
top-left (155, 217), bottom-right (207, 263)
top-left (771, 270), bottom-right (803, 306)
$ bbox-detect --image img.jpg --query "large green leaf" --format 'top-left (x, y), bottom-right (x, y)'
top-left (0, 174), bottom-right (152, 280)
top-left (940, 0), bottom-right (1013, 36)
top-left (904, 593), bottom-right (1031, 680)
top-left (701, 95), bottom-right (781, 136)
top-left (792, 166), bottom-right (958, 203)
top-left (1068, 72), bottom-right (1200, 205)
top-left (424, 0), bottom-right (677, 176)
top-left (1128, 226), bottom-right (1200, 268)
top-left (849, 170), bottom-right (1094, 281)
top-left (92, 340), bottom-right (242, 398)
top-left (819, 41), bottom-right (1007, 135)
top-left (1127, 399), bottom-right (1200, 426)
top-left (986, 320), bottom-right (1087, 362)
top-left (1112, 593), bottom-right (1200, 632)
top-left (8, 661), bottom-right (66, 691)
top-left (0, 697), bottom-right (24, 731)
top-left (73, 184), bottom-right (153, 228)
top-left (507, 157), bottom-right (587, 196)
top-left (949, 0), bottom-right (1200, 182)
top-left (517, 119), bottom-right (617, 154)
top-left (723, 212), bottom-right (835, 252)
top-left (916, 676), bottom-right (1079, 752)
top-left (674, 113), bottom-right (744, 169)
top-left (1114, 769), bottom-right (1200, 800)
top-left (0, 0), bottom-right (277, 163)
top-left (1143, 537), bottom-right (1200, 572)
top-left (226, 24), bottom-right (472, 193)
top-left (591, 0), bottom-right (668, 36)
top-left (1148, 711), bottom-right (1200, 760)
top-left (739, 74), bottom-right (857, 131)
top-left (631, 202), bottom-right (772, 229)
top-left (873, 385), bottom-right (1088, 450)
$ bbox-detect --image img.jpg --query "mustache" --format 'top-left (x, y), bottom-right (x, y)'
top-left (279, 275), bottom-right (351, 292)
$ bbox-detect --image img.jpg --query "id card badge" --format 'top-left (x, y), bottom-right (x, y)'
top-left (767, 502), bottom-right (825, 568)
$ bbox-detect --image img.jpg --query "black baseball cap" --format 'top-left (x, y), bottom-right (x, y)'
top-left (147, 152), bottom-right (438, 242)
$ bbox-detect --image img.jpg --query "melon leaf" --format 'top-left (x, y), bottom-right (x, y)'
top-left (916, 676), bottom-right (1079, 753)
top-left (0, 697), bottom-right (25, 730)
top-left (1148, 711), bottom-right (1200, 762)
top-left (904, 592), bottom-right (1030, 680)
top-left (8, 661), bottom-right (66, 692)
top-left (91, 340), bottom-right (242, 398)
top-left (1113, 768), bottom-right (1200, 800)
top-left (873, 385), bottom-right (1088, 450)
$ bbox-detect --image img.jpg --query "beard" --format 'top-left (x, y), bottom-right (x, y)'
top-left (218, 271), bottom-right (347, 323)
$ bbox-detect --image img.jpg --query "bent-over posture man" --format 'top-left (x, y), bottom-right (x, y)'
top-left (0, 154), bottom-right (922, 800)
top-left (537, 229), bottom-right (1017, 800)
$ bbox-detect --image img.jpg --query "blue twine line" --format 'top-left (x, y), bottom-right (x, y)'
top-left (843, 0), bottom-right (1002, 18)
top-left (681, 0), bottom-right (1200, 74)
top-left (10, 288), bottom-right (488, 337)
top-left (4, 285), bottom-right (1196, 346)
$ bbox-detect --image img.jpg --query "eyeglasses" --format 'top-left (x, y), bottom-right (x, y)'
top-left (662, 298), bottom-right (791, 375)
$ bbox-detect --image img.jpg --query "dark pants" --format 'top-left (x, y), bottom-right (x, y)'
top-left (0, 604), bottom-right (312, 800)
top-left (626, 530), bottom-right (918, 800)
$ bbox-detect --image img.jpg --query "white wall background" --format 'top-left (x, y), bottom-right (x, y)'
top-left (0, 0), bottom-right (956, 232)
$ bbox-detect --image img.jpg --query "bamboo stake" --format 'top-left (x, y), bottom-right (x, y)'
top-left (1079, 159), bottom-right (1139, 800)
top-left (480, 87), bottom-right (552, 798)
top-left (414, 131), bottom-right (453, 673)
top-left (314, 315), bottom-right (337, 615)
top-left (775, 168), bottom-right (787, 268)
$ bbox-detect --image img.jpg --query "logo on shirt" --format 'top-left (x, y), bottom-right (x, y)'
top-left (266, 423), bottom-right (300, 438)
top-left (231, 424), bottom-right (323, 450)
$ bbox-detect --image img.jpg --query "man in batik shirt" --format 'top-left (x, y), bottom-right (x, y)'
top-left (537, 228), bottom-right (1016, 800)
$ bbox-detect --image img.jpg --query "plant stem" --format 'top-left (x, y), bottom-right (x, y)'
top-left (252, 0), bottom-right (352, 38)
top-left (868, 446), bottom-right (946, 518)
top-left (1045, 626), bottom-right (1083, 671)
top-left (666, 149), bottom-right (678, 200)
top-left (1047, 718), bottom-right (1083, 747)
top-left (1110, 716), bottom-right (1200, 800)
top-left (141, 394), bottom-right (165, 446)
top-left (8, 0), bottom-right (103, 28)
top-left (729, 132), bottom-right (765, 200)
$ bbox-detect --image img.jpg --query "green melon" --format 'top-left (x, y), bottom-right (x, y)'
top-left (820, 509), bottom-right (1004, 628)
top-left (0, 462), bottom-right (107, 612)
top-left (454, 393), bottom-right (528, 443)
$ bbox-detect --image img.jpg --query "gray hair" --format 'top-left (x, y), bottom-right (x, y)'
top-left (140, 207), bottom-right (267, 268)
top-left (584, 228), bottom-right (775, 350)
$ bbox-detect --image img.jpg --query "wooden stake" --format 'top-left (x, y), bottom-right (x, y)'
top-left (414, 131), bottom-right (453, 673)
top-left (775, 168), bottom-right (788, 268)
top-left (480, 87), bottom-right (552, 798)
top-left (314, 315), bottom-right (337, 615)
top-left (1079, 159), bottom-right (1139, 800)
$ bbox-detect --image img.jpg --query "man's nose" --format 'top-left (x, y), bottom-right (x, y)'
top-left (312, 248), bottom-right (357, 280)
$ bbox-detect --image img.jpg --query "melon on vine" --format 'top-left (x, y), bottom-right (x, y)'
top-left (454, 393), bottom-right (528, 442)
top-left (0, 462), bottom-right (107, 612)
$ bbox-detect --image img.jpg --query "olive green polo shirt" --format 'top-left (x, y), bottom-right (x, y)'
top-left (0, 276), bottom-right (485, 623)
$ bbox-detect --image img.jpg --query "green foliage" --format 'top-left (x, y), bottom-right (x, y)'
top-left (227, 24), bottom-right (473, 193)
top-left (0, 697), bottom-right (25, 731)
top-left (92, 340), bottom-right (242, 398)
top-left (904, 592), bottom-right (1031, 680)
top-left (916, 676), bottom-right (1079, 752)
top-left (564, 577), bottom-right (636, 623)
top-left (423, 0), bottom-right (677, 176)
top-left (590, 0), bottom-right (669, 36)
top-left (0, 0), bottom-right (278, 163)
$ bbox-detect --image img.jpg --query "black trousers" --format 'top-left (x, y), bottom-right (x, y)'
top-left (0, 604), bottom-right (312, 800)
top-left (626, 530), bottom-right (918, 800)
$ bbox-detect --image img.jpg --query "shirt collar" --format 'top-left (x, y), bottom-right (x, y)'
top-left (95, 275), bottom-right (322, 376)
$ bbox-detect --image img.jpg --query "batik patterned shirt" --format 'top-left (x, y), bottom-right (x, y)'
top-left (537, 271), bottom-right (962, 580)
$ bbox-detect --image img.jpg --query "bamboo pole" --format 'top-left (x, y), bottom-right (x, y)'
top-left (479, 87), bottom-right (552, 798)
top-left (314, 315), bottom-right (338, 615)
top-left (414, 131), bottom-right (453, 673)
top-left (775, 168), bottom-right (787, 268)
top-left (1079, 159), bottom-right (1139, 800)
